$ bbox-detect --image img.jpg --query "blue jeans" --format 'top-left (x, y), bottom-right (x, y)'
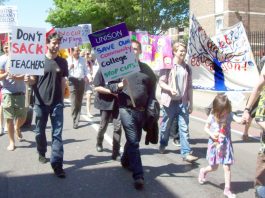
top-left (159, 100), bottom-right (191, 157)
top-left (119, 107), bottom-right (145, 180)
top-left (34, 102), bottom-right (64, 167)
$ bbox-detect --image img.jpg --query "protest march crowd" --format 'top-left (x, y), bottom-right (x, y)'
top-left (0, 10), bottom-right (264, 198)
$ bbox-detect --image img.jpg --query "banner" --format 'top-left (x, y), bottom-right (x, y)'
top-left (130, 32), bottom-right (173, 70)
top-left (56, 26), bottom-right (82, 49)
top-left (89, 23), bottom-right (140, 82)
top-left (78, 24), bottom-right (92, 44)
top-left (0, 6), bottom-right (18, 33)
top-left (187, 15), bottom-right (259, 91)
top-left (10, 26), bottom-right (46, 75)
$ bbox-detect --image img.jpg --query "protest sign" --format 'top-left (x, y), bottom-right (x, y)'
top-left (89, 23), bottom-right (140, 82)
top-left (0, 6), bottom-right (18, 33)
top-left (78, 24), bottom-right (92, 44)
top-left (187, 15), bottom-right (259, 91)
top-left (56, 26), bottom-right (82, 49)
top-left (130, 32), bottom-right (173, 70)
top-left (10, 26), bottom-right (45, 75)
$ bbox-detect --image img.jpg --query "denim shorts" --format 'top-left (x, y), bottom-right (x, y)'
top-left (2, 93), bottom-right (27, 119)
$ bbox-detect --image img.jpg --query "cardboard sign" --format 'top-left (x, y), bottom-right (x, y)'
top-left (89, 23), bottom-right (140, 82)
top-left (10, 26), bottom-right (45, 75)
top-left (0, 6), bottom-right (18, 33)
top-left (78, 24), bottom-right (92, 44)
top-left (56, 26), bottom-right (82, 49)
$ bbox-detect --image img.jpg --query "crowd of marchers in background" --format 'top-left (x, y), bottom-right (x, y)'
top-left (0, 33), bottom-right (264, 198)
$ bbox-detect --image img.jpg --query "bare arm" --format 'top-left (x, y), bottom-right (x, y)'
top-left (242, 74), bottom-right (265, 123)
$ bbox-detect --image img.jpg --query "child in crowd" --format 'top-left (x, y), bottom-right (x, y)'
top-left (198, 94), bottom-right (241, 198)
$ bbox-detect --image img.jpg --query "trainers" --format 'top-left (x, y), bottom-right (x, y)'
top-left (198, 168), bottom-right (206, 184)
top-left (0, 128), bottom-right (4, 136)
top-left (134, 178), bottom-right (144, 190)
top-left (39, 154), bottom-right (48, 164)
top-left (224, 188), bottom-right (236, 198)
top-left (159, 145), bottom-right (166, 154)
top-left (112, 154), bottom-right (121, 161)
top-left (172, 139), bottom-right (180, 147)
top-left (53, 166), bottom-right (66, 178)
top-left (87, 113), bottom-right (93, 118)
top-left (183, 154), bottom-right (198, 163)
top-left (96, 144), bottom-right (103, 152)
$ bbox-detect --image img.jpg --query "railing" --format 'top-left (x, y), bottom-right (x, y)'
top-left (248, 31), bottom-right (265, 72)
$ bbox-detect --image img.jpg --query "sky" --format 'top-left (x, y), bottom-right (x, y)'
top-left (5, 0), bottom-right (54, 30)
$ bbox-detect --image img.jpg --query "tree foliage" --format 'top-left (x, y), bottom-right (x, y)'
top-left (46, 0), bottom-right (189, 35)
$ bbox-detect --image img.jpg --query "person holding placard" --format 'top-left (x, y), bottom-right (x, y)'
top-left (0, 41), bottom-right (27, 151)
top-left (67, 46), bottom-right (88, 129)
top-left (93, 68), bottom-right (122, 160)
top-left (109, 40), bottom-right (157, 190)
top-left (28, 32), bottom-right (68, 178)
top-left (158, 42), bottom-right (198, 163)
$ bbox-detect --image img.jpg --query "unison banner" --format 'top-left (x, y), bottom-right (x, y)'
top-left (89, 23), bottom-right (140, 82)
top-left (187, 15), bottom-right (259, 91)
top-left (130, 32), bottom-right (173, 70)
top-left (10, 26), bottom-right (45, 75)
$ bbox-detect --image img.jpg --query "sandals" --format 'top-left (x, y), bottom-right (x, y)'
top-left (15, 128), bottom-right (23, 142)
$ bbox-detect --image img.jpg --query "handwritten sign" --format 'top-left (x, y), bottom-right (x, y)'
top-left (78, 24), bottom-right (92, 44)
top-left (89, 23), bottom-right (140, 82)
top-left (10, 26), bottom-right (45, 75)
top-left (0, 6), bottom-right (18, 33)
top-left (186, 15), bottom-right (259, 91)
top-left (56, 26), bottom-right (82, 49)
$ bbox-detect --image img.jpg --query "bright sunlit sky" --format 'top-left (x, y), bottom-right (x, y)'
top-left (5, 0), bottom-right (54, 30)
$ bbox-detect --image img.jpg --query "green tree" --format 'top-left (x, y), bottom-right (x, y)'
top-left (46, 0), bottom-right (188, 35)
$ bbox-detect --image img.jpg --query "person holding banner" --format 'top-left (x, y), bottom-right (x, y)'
top-left (29, 32), bottom-right (68, 178)
top-left (109, 40), bottom-right (157, 190)
top-left (67, 46), bottom-right (88, 129)
top-left (158, 42), bottom-right (198, 163)
top-left (0, 42), bottom-right (27, 151)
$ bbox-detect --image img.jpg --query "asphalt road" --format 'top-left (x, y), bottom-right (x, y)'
top-left (0, 99), bottom-right (260, 198)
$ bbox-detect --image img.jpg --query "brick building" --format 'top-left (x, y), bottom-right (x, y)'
top-left (190, 0), bottom-right (265, 36)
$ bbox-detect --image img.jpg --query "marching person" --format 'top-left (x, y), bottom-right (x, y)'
top-left (0, 41), bottom-right (27, 151)
top-left (158, 42), bottom-right (198, 162)
top-left (109, 40), bottom-right (157, 190)
top-left (93, 68), bottom-right (122, 160)
top-left (28, 32), bottom-right (68, 178)
top-left (67, 46), bottom-right (88, 129)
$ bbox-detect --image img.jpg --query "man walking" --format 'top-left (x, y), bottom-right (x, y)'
top-left (67, 47), bottom-right (88, 129)
top-left (109, 40), bottom-right (157, 190)
top-left (29, 32), bottom-right (68, 178)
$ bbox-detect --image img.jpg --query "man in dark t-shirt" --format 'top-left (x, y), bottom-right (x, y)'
top-left (109, 40), bottom-right (157, 190)
top-left (28, 32), bottom-right (68, 178)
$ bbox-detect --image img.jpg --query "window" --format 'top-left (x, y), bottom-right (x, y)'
top-left (216, 16), bottom-right (224, 33)
top-left (215, 0), bottom-right (224, 14)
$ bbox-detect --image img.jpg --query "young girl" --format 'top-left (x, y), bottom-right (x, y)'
top-left (198, 94), bottom-right (241, 198)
